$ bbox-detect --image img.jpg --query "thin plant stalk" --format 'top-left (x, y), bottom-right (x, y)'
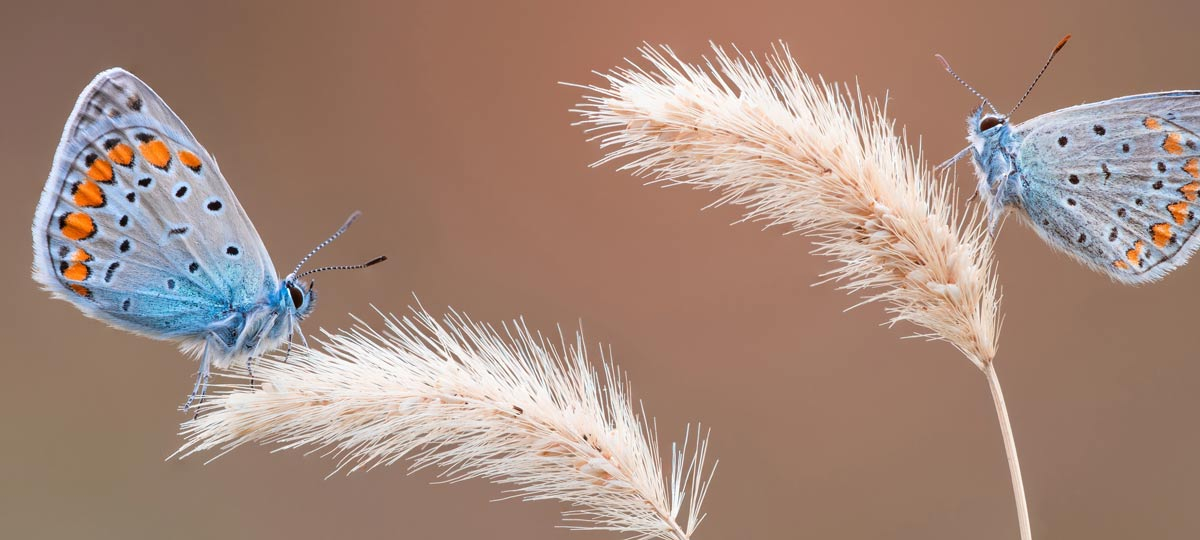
top-left (986, 363), bottom-right (1030, 540)
top-left (572, 42), bottom-right (1028, 538)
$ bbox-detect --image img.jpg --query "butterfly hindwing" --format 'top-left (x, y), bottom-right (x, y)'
top-left (32, 69), bottom-right (279, 352)
top-left (1014, 92), bottom-right (1200, 283)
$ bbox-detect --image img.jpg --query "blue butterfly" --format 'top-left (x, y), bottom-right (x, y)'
top-left (31, 68), bottom-right (385, 409)
top-left (941, 35), bottom-right (1200, 283)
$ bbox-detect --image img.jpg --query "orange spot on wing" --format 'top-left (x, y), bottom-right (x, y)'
top-left (86, 158), bottom-right (113, 182)
top-left (1168, 201), bottom-right (1189, 225)
top-left (1113, 260), bottom-right (1130, 270)
top-left (178, 150), bottom-right (202, 171)
top-left (72, 181), bottom-right (105, 208)
top-left (60, 212), bottom-right (95, 241)
top-left (1127, 240), bottom-right (1145, 267)
top-left (69, 248), bottom-right (92, 263)
top-left (1186, 158), bottom-right (1200, 179)
top-left (1144, 117), bottom-right (1162, 130)
top-left (139, 140), bottom-right (172, 169)
top-left (1163, 133), bottom-right (1184, 155)
top-left (108, 143), bottom-right (134, 166)
top-left (63, 262), bottom-right (89, 281)
top-left (68, 283), bottom-right (92, 298)
top-left (1181, 182), bottom-right (1200, 201)
top-left (1152, 223), bottom-right (1174, 248)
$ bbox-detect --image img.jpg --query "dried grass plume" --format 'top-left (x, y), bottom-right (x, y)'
top-left (176, 307), bottom-right (713, 540)
top-left (571, 44), bottom-right (1028, 539)
top-left (572, 43), bottom-right (1000, 368)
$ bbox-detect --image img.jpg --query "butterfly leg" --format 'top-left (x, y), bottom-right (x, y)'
top-left (935, 145), bottom-right (971, 171)
top-left (182, 339), bottom-right (214, 414)
top-left (283, 330), bottom-right (293, 363)
top-left (246, 355), bottom-right (258, 390)
top-left (283, 317), bottom-right (307, 363)
top-left (296, 326), bottom-right (309, 349)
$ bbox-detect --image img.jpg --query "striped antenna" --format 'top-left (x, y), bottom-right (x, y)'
top-left (935, 53), bottom-right (1000, 116)
top-left (297, 255), bottom-right (387, 279)
top-left (289, 211), bottom-right (362, 278)
top-left (1007, 34), bottom-right (1071, 118)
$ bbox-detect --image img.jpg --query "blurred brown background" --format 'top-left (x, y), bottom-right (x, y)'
top-left (3, 1), bottom-right (1198, 538)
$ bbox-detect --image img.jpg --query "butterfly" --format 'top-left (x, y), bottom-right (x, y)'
top-left (31, 68), bottom-right (385, 409)
top-left (939, 35), bottom-right (1200, 284)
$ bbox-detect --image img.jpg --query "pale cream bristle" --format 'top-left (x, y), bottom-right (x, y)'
top-left (176, 307), bottom-right (713, 540)
top-left (570, 42), bottom-right (1028, 538)
top-left (571, 43), bottom-right (1000, 368)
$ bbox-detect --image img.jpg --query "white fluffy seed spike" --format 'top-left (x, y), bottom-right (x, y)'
top-left (570, 42), bottom-right (1000, 368)
top-left (569, 42), bottom-right (1025, 539)
top-left (176, 306), bottom-right (714, 540)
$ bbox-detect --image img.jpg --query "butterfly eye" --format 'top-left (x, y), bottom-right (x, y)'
top-left (287, 283), bottom-right (305, 309)
top-left (979, 116), bottom-right (1004, 131)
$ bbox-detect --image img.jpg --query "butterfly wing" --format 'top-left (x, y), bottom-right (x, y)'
top-left (32, 68), bottom-right (280, 350)
top-left (1013, 91), bottom-right (1200, 283)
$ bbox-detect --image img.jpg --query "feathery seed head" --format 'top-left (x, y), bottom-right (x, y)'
top-left (177, 308), bottom-right (713, 540)
top-left (572, 43), bottom-right (1001, 368)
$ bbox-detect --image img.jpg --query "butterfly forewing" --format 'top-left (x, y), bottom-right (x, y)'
top-left (1015, 92), bottom-right (1200, 283)
top-left (32, 69), bottom-right (278, 341)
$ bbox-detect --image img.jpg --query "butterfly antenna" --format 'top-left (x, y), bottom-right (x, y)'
top-left (935, 53), bottom-right (1000, 116)
top-left (296, 256), bottom-right (387, 279)
top-left (1006, 34), bottom-right (1071, 118)
top-left (289, 211), bottom-right (362, 278)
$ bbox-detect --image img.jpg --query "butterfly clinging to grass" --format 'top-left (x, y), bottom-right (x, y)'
top-left (31, 68), bottom-right (385, 409)
top-left (940, 35), bottom-right (1200, 283)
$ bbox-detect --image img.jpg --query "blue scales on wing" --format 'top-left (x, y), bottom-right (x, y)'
top-left (31, 68), bottom-right (280, 367)
top-left (1013, 92), bottom-right (1200, 283)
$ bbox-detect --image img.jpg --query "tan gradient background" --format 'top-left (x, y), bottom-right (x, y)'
top-left (3, 1), bottom-right (1199, 539)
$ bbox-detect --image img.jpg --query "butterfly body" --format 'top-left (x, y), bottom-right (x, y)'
top-left (966, 91), bottom-right (1200, 284)
top-left (30, 68), bottom-right (372, 406)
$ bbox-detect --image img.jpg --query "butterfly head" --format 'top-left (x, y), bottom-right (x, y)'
top-left (977, 112), bottom-right (1006, 133)
top-left (283, 278), bottom-right (317, 320)
top-left (967, 104), bottom-right (1011, 139)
